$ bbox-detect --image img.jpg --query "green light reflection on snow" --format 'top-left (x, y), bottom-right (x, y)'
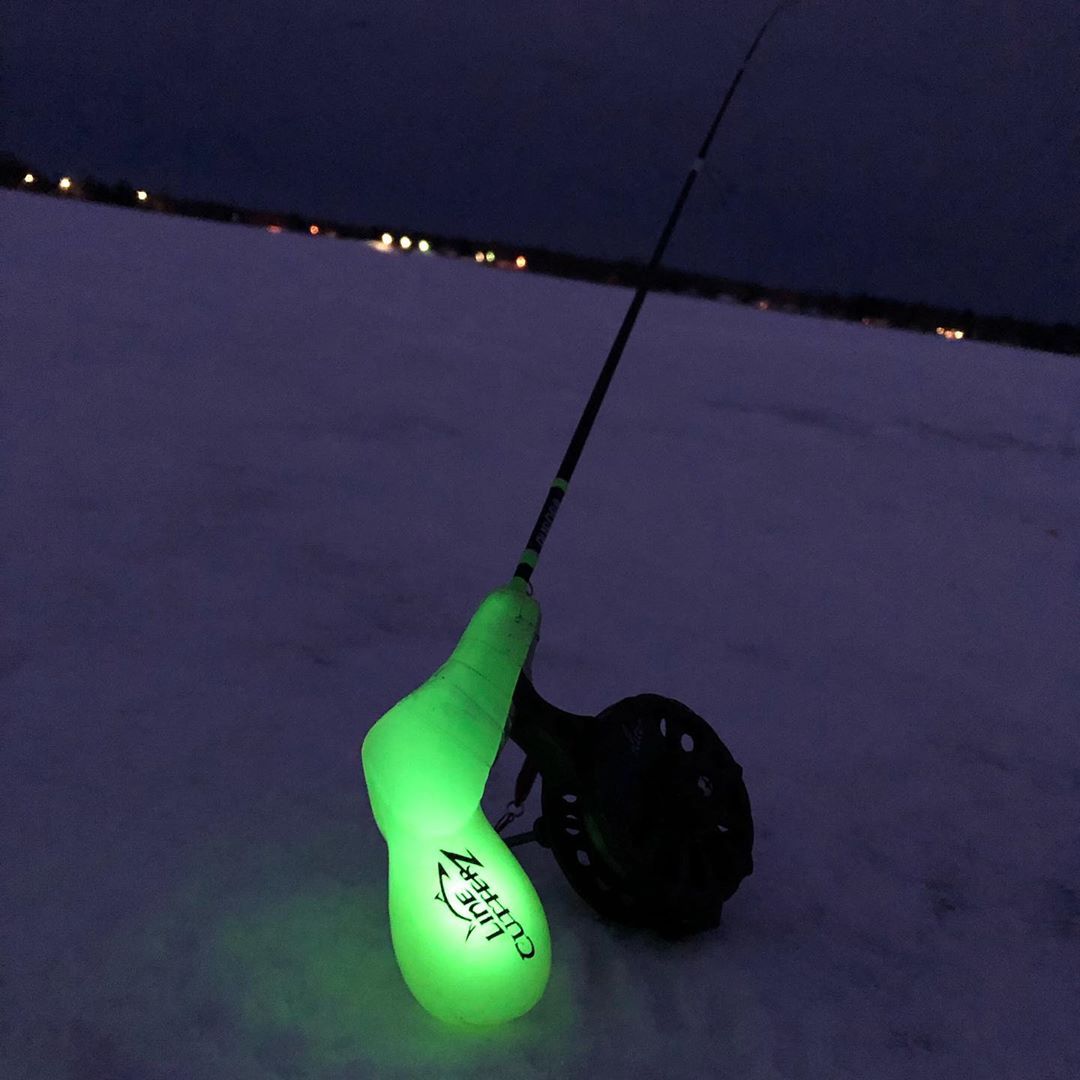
top-left (89, 826), bottom-right (574, 1077)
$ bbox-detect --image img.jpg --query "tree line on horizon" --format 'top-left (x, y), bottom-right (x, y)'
top-left (3, 154), bottom-right (1076, 358)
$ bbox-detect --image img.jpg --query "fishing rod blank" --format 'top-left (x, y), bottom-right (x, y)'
top-left (513, 0), bottom-right (798, 584)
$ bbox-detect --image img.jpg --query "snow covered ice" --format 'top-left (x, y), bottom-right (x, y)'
top-left (2, 189), bottom-right (1078, 1078)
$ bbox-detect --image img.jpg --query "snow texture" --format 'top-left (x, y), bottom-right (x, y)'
top-left (2, 190), bottom-right (1079, 1079)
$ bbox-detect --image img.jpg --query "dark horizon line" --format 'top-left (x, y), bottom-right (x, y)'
top-left (3, 154), bottom-right (1077, 358)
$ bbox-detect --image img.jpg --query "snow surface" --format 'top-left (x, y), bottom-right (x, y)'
top-left (2, 189), bottom-right (1079, 1079)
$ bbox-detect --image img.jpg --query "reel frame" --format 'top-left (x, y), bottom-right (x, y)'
top-left (507, 676), bottom-right (754, 935)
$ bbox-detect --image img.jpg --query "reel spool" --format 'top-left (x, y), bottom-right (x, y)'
top-left (509, 678), bottom-right (753, 935)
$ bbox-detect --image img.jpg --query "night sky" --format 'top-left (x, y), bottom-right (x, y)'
top-left (5, 0), bottom-right (1078, 323)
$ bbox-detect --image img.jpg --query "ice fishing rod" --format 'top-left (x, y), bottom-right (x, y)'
top-left (514, 0), bottom-right (799, 585)
top-left (362, 2), bottom-right (795, 1027)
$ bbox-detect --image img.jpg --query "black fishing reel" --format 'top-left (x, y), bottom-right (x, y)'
top-left (504, 675), bottom-right (753, 936)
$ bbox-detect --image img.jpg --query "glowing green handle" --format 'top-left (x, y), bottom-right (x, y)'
top-left (362, 581), bottom-right (551, 1024)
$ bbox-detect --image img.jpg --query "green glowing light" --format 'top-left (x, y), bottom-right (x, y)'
top-left (362, 582), bottom-right (550, 1024)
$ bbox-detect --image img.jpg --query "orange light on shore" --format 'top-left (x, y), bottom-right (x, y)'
top-left (267, 225), bottom-right (283, 234)
top-left (309, 224), bottom-right (320, 235)
top-left (515, 255), bottom-right (527, 269)
top-left (936, 326), bottom-right (966, 341)
top-left (475, 251), bottom-right (485, 263)
top-left (59, 177), bottom-right (72, 191)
